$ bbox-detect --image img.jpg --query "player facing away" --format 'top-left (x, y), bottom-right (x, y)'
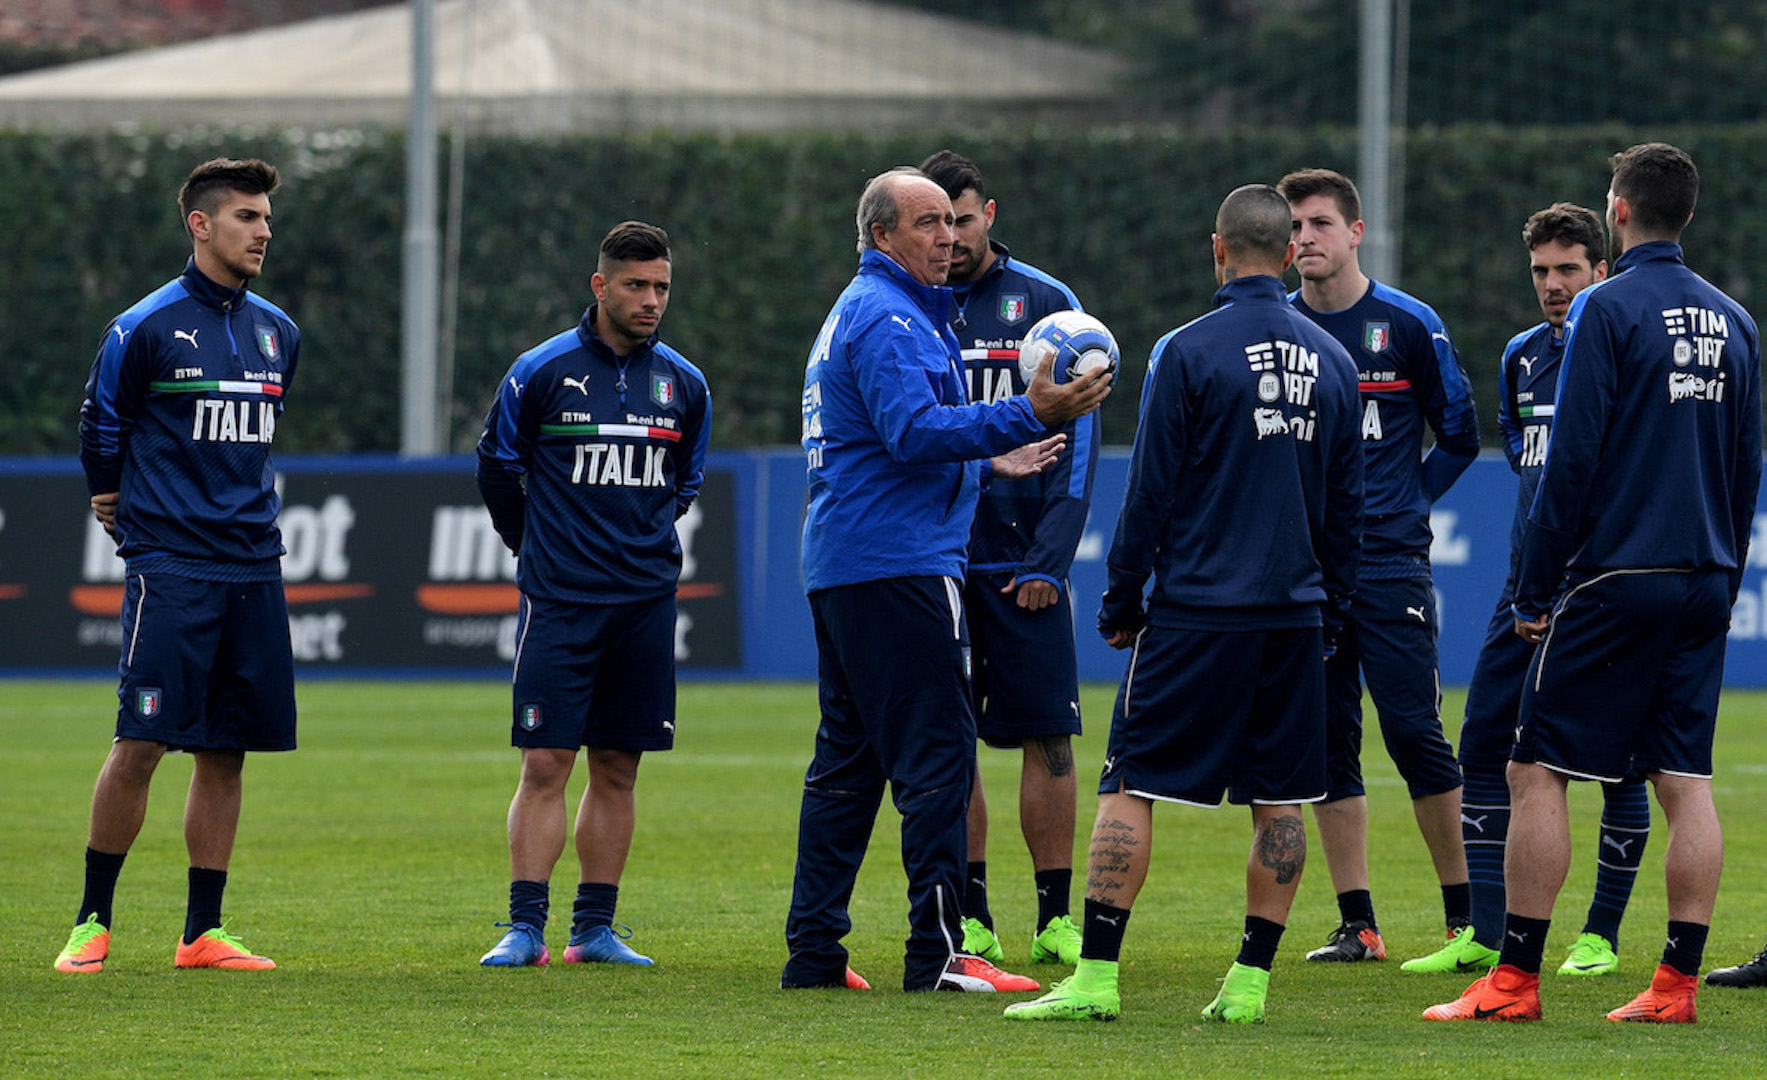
top-left (782, 167), bottom-right (1110, 993)
top-left (1006, 185), bottom-right (1363, 1024)
top-left (475, 221), bottom-right (711, 968)
top-left (1426, 142), bottom-right (1761, 1024)
top-left (1278, 168), bottom-right (1481, 970)
top-left (919, 150), bottom-right (1097, 969)
top-left (57, 158), bottom-right (299, 974)
top-left (1444, 203), bottom-right (1654, 980)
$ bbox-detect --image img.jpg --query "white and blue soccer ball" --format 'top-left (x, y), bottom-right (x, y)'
top-left (1016, 310), bottom-right (1120, 387)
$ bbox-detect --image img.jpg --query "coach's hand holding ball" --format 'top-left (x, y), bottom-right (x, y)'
top-left (1025, 346), bottom-right (1112, 427)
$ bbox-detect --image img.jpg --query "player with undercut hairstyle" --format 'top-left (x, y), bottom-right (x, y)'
top-left (1428, 142), bottom-right (1761, 1025)
top-left (57, 157), bottom-right (299, 974)
top-left (1007, 184), bottom-right (1363, 1024)
top-left (918, 149), bottom-right (1097, 971)
top-left (1444, 202), bottom-right (1654, 981)
top-left (475, 219), bottom-right (711, 969)
top-left (1279, 167), bottom-right (1481, 972)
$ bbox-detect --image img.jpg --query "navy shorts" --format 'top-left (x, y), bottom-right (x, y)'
top-left (1099, 625), bottom-right (1327, 806)
top-left (510, 593), bottom-right (677, 752)
top-left (1324, 575), bottom-right (1460, 800)
top-left (1458, 597), bottom-right (1533, 773)
top-left (1516, 568), bottom-right (1729, 782)
top-left (115, 572), bottom-right (296, 752)
top-left (964, 572), bottom-right (1082, 747)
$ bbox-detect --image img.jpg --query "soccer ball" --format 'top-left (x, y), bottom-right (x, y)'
top-left (1016, 311), bottom-right (1120, 386)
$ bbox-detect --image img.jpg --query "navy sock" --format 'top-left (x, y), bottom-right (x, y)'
top-left (1663, 920), bottom-right (1709, 977)
top-left (963, 861), bottom-right (992, 928)
top-left (1498, 913), bottom-right (1551, 975)
top-left (571, 882), bottom-right (618, 942)
top-left (1442, 882), bottom-right (1472, 928)
top-left (183, 867), bottom-right (227, 945)
top-left (1460, 766), bottom-right (1510, 949)
top-left (1235, 915), bottom-right (1286, 972)
top-left (1078, 898), bottom-right (1131, 963)
top-left (1337, 889), bottom-right (1377, 928)
top-left (1584, 778), bottom-right (1650, 949)
top-left (1034, 868), bottom-right (1072, 928)
top-left (78, 847), bottom-right (127, 928)
top-left (509, 879), bottom-right (549, 931)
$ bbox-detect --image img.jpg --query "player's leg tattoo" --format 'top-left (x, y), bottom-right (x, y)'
top-left (1086, 818), bottom-right (1140, 901)
top-left (1256, 813), bottom-right (1306, 886)
top-left (1032, 735), bottom-right (1074, 778)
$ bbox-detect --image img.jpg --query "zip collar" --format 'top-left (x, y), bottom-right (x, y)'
top-left (179, 258), bottom-right (251, 312)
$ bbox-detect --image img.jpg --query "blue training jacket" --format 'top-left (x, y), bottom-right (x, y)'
top-left (950, 242), bottom-right (1098, 588)
top-left (800, 249), bottom-right (1049, 594)
top-left (1493, 321), bottom-right (1563, 600)
top-left (1292, 279), bottom-right (1479, 578)
top-left (1515, 241), bottom-right (1762, 615)
top-left (1101, 274), bottom-right (1364, 633)
top-left (477, 306), bottom-right (712, 605)
top-left (79, 259), bottom-right (301, 581)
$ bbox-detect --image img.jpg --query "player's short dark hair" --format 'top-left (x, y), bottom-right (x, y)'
top-left (1610, 142), bottom-right (1698, 238)
top-left (918, 150), bottom-right (986, 203)
top-left (1276, 168), bottom-right (1362, 225)
top-left (1521, 202), bottom-right (1605, 265)
top-left (177, 158), bottom-right (280, 222)
top-left (1216, 184), bottom-right (1293, 264)
top-left (598, 221), bottom-right (671, 269)
top-left (855, 166), bottom-right (924, 253)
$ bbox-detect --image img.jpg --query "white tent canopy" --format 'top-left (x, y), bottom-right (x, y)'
top-left (0, 0), bottom-right (1129, 132)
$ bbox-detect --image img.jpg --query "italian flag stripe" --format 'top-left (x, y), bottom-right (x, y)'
top-left (960, 348), bottom-right (1021, 361)
top-left (1518, 404), bottom-right (1555, 418)
top-left (150, 380), bottom-right (283, 396)
top-left (1358, 379), bottom-right (1413, 393)
top-left (539, 423), bottom-right (682, 441)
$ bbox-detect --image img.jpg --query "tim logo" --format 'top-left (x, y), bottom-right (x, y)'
top-left (136, 688), bottom-right (163, 718)
top-left (1364, 321), bottom-right (1390, 353)
top-left (1000, 295), bottom-right (1027, 324)
top-left (520, 704), bottom-right (543, 732)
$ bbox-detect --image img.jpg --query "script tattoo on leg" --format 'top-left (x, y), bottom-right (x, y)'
top-left (1035, 736), bottom-right (1074, 778)
top-left (1256, 814), bottom-right (1306, 886)
top-left (1086, 818), bottom-right (1139, 898)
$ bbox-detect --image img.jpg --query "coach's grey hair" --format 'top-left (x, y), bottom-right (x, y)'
top-left (856, 167), bottom-right (925, 254)
top-left (1216, 184), bottom-right (1294, 265)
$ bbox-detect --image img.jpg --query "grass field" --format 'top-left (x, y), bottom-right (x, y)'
top-left (4, 680), bottom-right (1766, 1079)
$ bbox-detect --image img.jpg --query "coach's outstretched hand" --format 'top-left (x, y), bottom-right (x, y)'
top-left (1025, 348), bottom-right (1113, 427)
top-left (991, 433), bottom-right (1066, 479)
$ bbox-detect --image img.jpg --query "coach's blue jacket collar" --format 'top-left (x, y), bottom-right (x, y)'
top-left (180, 258), bottom-right (251, 312)
top-left (1612, 240), bottom-right (1685, 276)
top-left (858, 247), bottom-right (955, 324)
top-left (1213, 272), bottom-right (1290, 309)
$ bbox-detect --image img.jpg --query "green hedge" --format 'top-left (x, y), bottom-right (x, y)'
top-left (4, 124), bottom-right (1762, 456)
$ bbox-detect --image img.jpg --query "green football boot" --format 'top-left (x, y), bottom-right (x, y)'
top-left (1002, 958), bottom-right (1120, 1021)
top-left (1030, 914), bottom-right (1082, 965)
top-left (1558, 932), bottom-right (1619, 976)
top-left (961, 917), bottom-right (1004, 964)
top-left (1201, 961), bottom-right (1270, 1024)
top-left (1401, 924), bottom-right (1501, 974)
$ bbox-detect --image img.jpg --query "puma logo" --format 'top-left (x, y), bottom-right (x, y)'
top-left (112, 324), bottom-right (129, 344)
top-left (1601, 835), bottom-right (1635, 858)
top-left (562, 375), bottom-right (590, 395)
top-left (1507, 929), bottom-right (1527, 943)
top-left (891, 315), bottom-right (914, 332)
top-left (1097, 914), bottom-right (1121, 927)
top-left (1518, 355), bottom-right (1536, 375)
top-left (1406, 605), bottom-right (1426, 622)
top-left (174, 329), bottom-right (199, 349)
top-left (1462, 813), bottom-right (1489, 833)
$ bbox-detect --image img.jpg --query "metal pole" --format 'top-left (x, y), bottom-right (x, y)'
top-left (401, 0), bottom-right (441, 455)
top-left (1358, 0), bottom-right (1395, 285)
